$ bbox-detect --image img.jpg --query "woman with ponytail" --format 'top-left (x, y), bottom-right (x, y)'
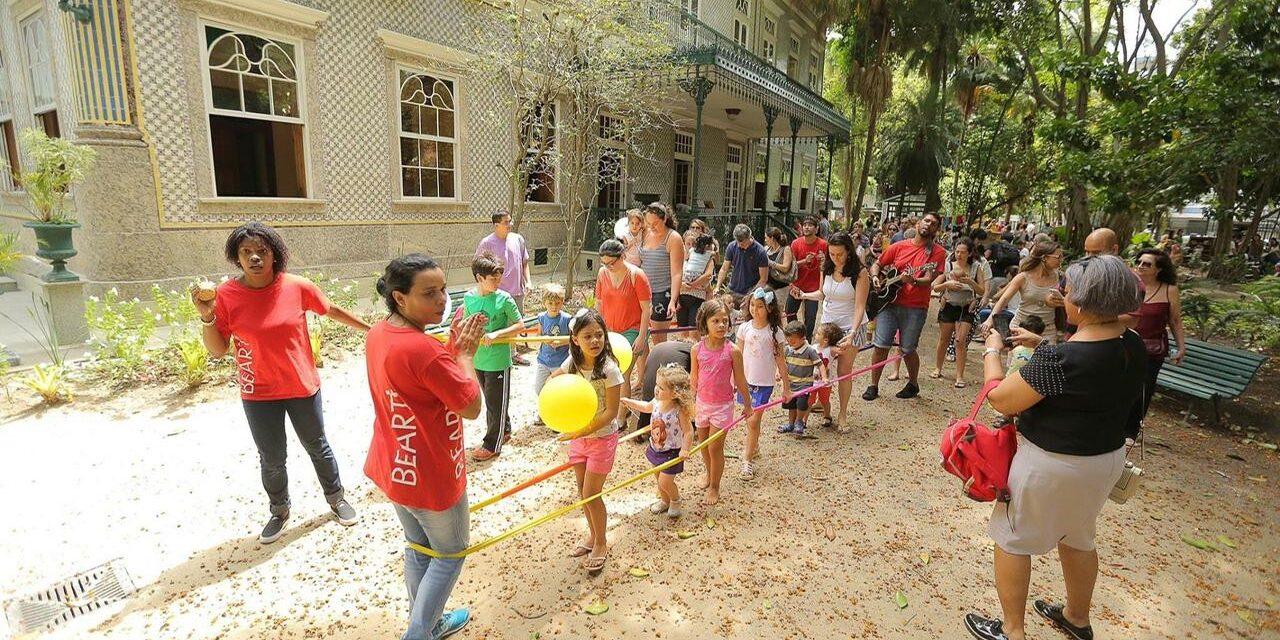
top-left (363, 254), bottom-right (488, 640)
top-left (982, 240), bottom-right (1065, 343)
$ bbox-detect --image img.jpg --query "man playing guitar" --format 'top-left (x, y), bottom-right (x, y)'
top-left (864, 212), bottom-right (948, 400)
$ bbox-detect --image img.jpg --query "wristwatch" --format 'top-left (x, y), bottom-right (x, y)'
top-left (982, 347), bottom-right (1000, 358)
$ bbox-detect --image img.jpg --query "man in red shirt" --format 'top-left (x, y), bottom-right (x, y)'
top-left (787, 216), bottom-right (828, 340)
top-left (865, 212), bottom-right (947, 400)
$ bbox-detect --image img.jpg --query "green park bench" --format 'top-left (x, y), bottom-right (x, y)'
top-left (1156, 337), bottom-right (1267, 424)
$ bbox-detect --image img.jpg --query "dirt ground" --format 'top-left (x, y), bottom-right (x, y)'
top-left (1, 320), bottom-right (1277, 640)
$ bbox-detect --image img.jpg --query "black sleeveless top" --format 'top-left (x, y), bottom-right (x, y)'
top-left (1016, 331), bottom-right (1146, 456)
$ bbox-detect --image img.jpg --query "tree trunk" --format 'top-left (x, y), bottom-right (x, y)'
top-left (853, 104), bottom-right (881, 226)
top-left (1211, 163), bottom-right (1240, 267)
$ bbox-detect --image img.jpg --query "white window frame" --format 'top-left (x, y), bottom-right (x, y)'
top-left (681, 0), bottom-right (699, 18)
top-left (808, 52), bottom-right (819, 90)
top-left (596, 113), bottom-right (628, 210)
top-left (199, 19), bottom-right (313, 199)
top-left (522, 100), bottom-right (560, 204)
top-left (673, 130), bottom-right (694, 159)
top-left (733, 20), bottom-right (749, 48)
top-left (762, 39), bottom-right (776, 66)
top-left (735, 0), bottom-right (749, 15)
top-left (19, 11), bottom-right (56, 115)
top-left (781, 158), bottom-right (793, 187)
top-left (0, 50), bottom-right (14, 192)
top-left (724, 142), bottom-right (743, 214)
top-left (396, 65), bottom-right (462, 202)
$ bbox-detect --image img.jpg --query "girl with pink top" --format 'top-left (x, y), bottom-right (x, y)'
top-left (690, 299), bottom-right (752, 505)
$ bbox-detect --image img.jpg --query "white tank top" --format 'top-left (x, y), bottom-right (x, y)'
top-left (819, 274), bottom-right (865, 331)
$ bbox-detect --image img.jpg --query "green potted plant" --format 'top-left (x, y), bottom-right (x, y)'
top-left (5, 128), bottom-right (97, 282)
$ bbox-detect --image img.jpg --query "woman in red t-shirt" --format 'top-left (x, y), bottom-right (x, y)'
top-left (192, 222), bottom-right (370, 545)
top-left (364, 254), bottom-right (486, 640)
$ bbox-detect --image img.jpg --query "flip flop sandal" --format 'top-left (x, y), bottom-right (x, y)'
top-left (568, 542), bottom-right (593, 558)
top-left (820, 417), bottom-right (834, 429)
top-left (928, 370), bottom-right (943, 379)
top-left (582, 554), bottom-right (607, 573)
top-left (954, 381), bottom-right (968, 388)
top-left (887, 373), bottom-right (901, 381)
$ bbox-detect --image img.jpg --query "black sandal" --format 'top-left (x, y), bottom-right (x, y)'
top-left (1034, 600), bottom-right (1094, 640)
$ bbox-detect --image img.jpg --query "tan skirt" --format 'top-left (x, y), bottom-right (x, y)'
top-left (988, 437), bottom-right (1126, 555)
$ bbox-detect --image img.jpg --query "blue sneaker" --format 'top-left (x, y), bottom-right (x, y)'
top-left (433, 608), bottom-right (470, 639)
top-left (793, 421), bottom-right (807, 436)
top-left (776, 422), bottom-right (794, 434)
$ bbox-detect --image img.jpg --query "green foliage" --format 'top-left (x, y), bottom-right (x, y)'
top-left (1179, 289), bottom-right (1221, 340)
top-left (173, 334), bottom-right (210, 387)
top-left (84, 288), bottom-right (157, 383)
top-left (0, 232), bottom-right (21, 274)
top-left (1124, 232), bottom-right (1154, 259)
top-left (22, 363), bottom-right (71, 404)
top-left (8, 128), bottom-right (98, 224)
top-left (300, 271), bottom-right (365, 357)
top-left (1207, 254), bottom-right (1248, 284)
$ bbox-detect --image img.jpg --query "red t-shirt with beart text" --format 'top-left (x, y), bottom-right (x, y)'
top-left (363, 320), bottom-right (479, 511)
top-left (214, 273), bottom-right (331, 400)
top-left (790, 236), bottom-right (828, 293)
top-left (878, 240), bottom-right (947, 309)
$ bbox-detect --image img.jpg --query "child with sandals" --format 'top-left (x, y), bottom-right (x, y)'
top-left (690, 299), bottom-right (752, 505)
top-left (621, 365), bottom-right (695, 518)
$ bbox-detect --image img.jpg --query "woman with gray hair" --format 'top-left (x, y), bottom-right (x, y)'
top-left (965, 255), bottom-right (1146, 640)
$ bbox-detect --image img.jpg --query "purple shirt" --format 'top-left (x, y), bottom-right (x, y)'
top-left (476, 232), bottom-right (529, 297)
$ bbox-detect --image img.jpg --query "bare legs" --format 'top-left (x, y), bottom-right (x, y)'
top-left (953, 321), bottom-right (973, 384)
top-left (933, 322), bottom-right (956, 377)
top-left (994, 545), bottom-right (1030, 640)
top-left (835, 347), bottom-right (856, 430)
top-left (573, 465), bottom-right (609, 562)
top-left (992, 542), bottom-right (1100, 640)
top-left (696, 426), bottom-right (724, 504)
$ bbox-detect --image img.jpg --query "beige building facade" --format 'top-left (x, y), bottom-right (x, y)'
top-left (0, 0), bottom-right (846, 296)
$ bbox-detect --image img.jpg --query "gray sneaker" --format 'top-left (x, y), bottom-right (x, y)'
top-left (331, 500), bottom-right (358, 526)
top-left (259, 513), bottom-right (289, 544)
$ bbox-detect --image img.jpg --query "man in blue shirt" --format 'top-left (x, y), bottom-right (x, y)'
top-left (714, 223), bottom-right (770, 309)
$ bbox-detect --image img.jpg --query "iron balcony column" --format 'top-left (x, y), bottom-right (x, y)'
top-left (679, 73), bottom-right (715, 219)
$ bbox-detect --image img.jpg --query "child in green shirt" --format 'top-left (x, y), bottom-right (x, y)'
top-left (466, 252), bottom-right (525, 461)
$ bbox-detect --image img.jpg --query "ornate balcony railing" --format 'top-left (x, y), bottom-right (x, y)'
top-left (666, 10), bottom-right (850, 140)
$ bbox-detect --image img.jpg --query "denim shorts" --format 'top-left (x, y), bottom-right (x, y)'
top-left (872, 304), bottom-right (929, 353)
top-left (736, 384), bottom-right (774, 408)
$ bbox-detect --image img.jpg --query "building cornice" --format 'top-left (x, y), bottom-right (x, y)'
top-left (375, 29), bottom-right (476, 65)
top-left (201, 0), bottom-right (329, 29)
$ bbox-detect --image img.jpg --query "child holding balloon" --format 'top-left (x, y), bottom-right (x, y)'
top-left (549, 308), bottom-right (622, 574)
top-left (620, 365), bottom-right (694, 518)
top-left (690, 299), bottom-right (752, 506)
top-left (735, 288), bottom-right (792, 480)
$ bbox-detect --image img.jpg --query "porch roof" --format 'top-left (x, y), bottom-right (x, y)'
top-left (669, 11), bottom-right (850, 143)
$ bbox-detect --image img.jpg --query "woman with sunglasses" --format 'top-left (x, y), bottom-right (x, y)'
top-left (1132, 248), bottom-right (1186, 424)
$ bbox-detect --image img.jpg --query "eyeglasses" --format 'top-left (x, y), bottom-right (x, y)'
top-left (1135, 260), bottom-right (1156, 268)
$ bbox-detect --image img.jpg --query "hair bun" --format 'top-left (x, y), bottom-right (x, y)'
top-left (375, 276), bottom-right (388, 296)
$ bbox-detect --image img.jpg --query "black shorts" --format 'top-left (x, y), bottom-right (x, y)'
top-left (651, 290), bottom-right (672, 322)
top-left (937, 301), bottom-right (976, 325)
top-left (781, 392), bottom-right (812, 411)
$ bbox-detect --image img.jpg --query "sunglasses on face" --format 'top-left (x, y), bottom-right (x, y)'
top-left (1136, 260), bottom-right (1156, 268)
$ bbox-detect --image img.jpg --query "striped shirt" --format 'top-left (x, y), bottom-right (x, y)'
top-left (784, 343), bottom-right (822, 388)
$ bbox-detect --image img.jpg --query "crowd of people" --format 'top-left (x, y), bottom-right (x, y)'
top-left (193, 207), bottom-right (1189, 640)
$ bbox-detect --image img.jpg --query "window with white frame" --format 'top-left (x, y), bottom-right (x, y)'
top-left (681, 0), bottom-right (699, 17)
top-left (753, 144), bottom-right (767, 209)
top-left (809, 53), bottom-right (819, 90)
top-left (723, 143), bottom-right (742, 214)
top-left (800, 162), bottom-right (813, 210)
top-left (733, 20), bottom-right (749, 48)
top-left (398, 68), bottom-right (458, 200)
top-left (522, 102), bottom-right (557, 203)
top-left (735, 0), bottom-right (749, 14)
top-left (203, 24), bottom-right (307, 197)
top-left (762, 40), bottom-right (776, 65)
top-left (0, 51), bottom-right (18, 190)
top-left (763, 16), bottom-right (776, 36)
top-left (788, 36), bottom-right (799, 77)
top-left (596, 115), bottom-right (625, 210)
top-left (672, 130), bottom-right (693, 207)
top-left (20, 12), bottom-right (59, 138)
top-left (780, 158), bottom-right (793, 205)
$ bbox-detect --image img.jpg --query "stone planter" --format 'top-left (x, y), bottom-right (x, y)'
top-left (23, 221), bottom-right (81, 282)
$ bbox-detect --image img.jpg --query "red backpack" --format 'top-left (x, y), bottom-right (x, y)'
top-left (940, 379), bottom-right (1018, 502)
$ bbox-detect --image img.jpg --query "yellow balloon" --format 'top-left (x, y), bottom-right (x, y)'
top-left (538, 375), bottom-right (598, 433)
top-left (608, 332), bottom-right (634, 372)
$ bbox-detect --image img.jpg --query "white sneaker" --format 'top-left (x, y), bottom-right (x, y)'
top-left (649, 500), bottom-right (669, 514)
top-left (739, 461), bottom-right (756, 480)
top-left (666, 499), bottom-right (683, 518)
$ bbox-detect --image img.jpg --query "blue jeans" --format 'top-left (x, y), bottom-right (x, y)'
top-left (394, 496), bottom-right (470, 640)
top-left (871, 305), bottom-right (928, 353)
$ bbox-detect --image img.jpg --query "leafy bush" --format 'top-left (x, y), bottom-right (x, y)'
top-left (300, 271), bottom-right (365, 354)
top-left (0, 232), bottom-right (20, 274)
top-left (84, 288), bottom-right (157, 383)
top-left (1124, 231), bottom-right (1154, 259)
top-left (1208, 253), bottom-right (1248, 283)
top-left (173, 335), bottom-right (210, 387)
